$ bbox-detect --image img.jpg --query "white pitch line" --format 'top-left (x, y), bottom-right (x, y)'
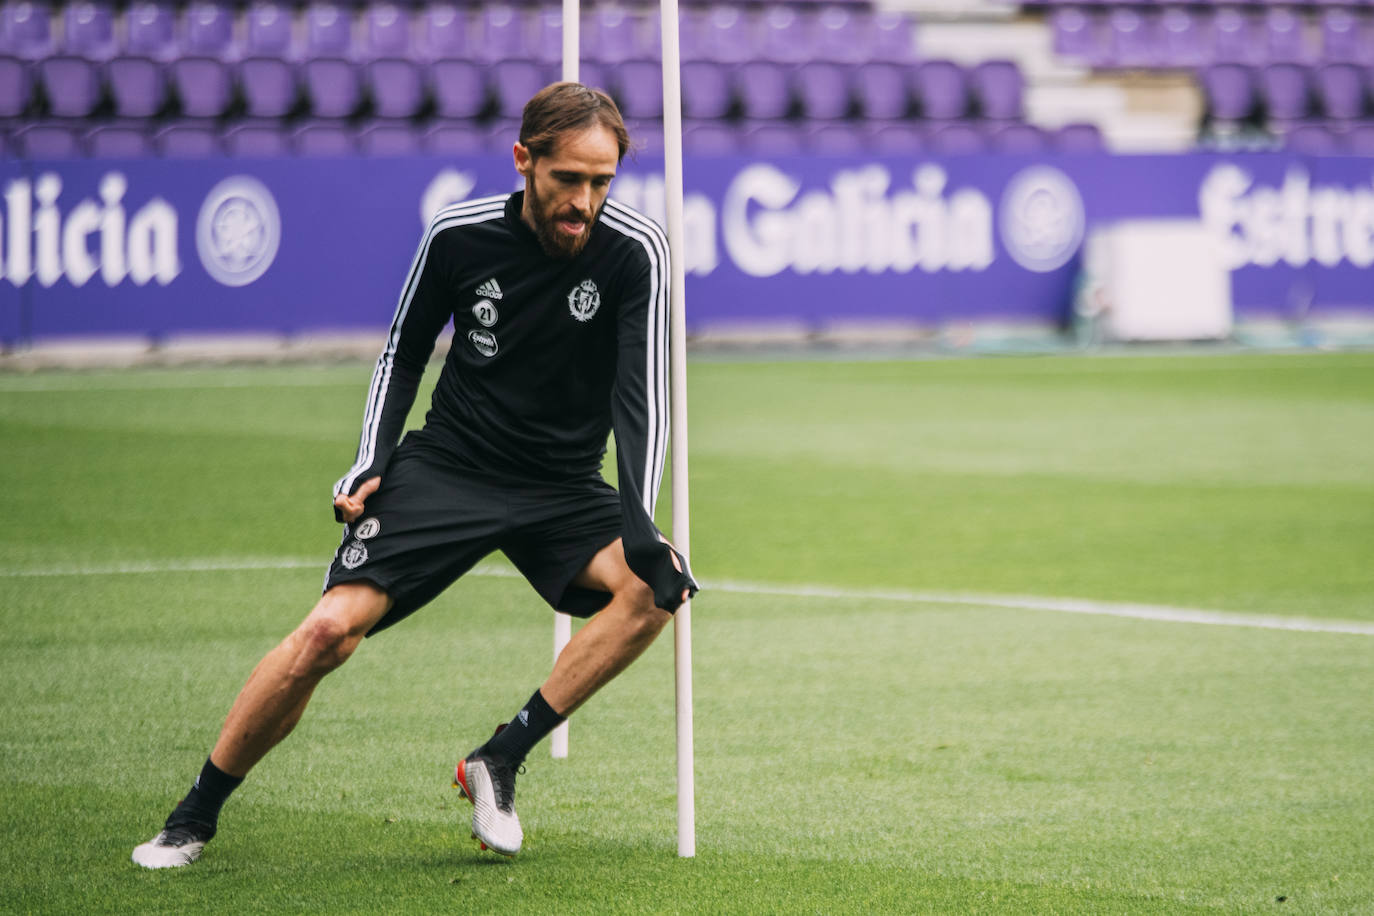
top-left (3, 557), bottom-right (1371, 636)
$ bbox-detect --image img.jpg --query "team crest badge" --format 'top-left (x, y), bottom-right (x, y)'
top-left (354, 517), bottom-right (381, 539)
top-left (567, 279), bottom-right (601, 322)
top-left (341, 540), bottom-right (368, 570)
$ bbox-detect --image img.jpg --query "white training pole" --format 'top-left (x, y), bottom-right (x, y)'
top-left (550, 0), bottom-right (580, 762)
top-left (659, 0), bottom-right (696, 859)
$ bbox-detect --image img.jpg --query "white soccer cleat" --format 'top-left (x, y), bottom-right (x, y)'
top-left (454, 756), bottom-right (523, 857)
top-left (131, 826), bottom-right (209, 869)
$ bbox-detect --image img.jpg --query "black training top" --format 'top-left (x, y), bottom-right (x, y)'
top-left (333, 191), bottom-right (693, 608)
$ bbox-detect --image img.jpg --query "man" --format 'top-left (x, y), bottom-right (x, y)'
top-left (132, 82), bottom-right (697, 868)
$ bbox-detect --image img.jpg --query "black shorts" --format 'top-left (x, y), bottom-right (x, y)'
top-left (325, 439), bottom-right (624, 635)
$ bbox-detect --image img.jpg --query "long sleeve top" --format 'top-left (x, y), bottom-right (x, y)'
top-left (332, 191), bottom-right (693, 608)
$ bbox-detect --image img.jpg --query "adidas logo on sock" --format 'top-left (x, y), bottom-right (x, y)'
top-left (475, 278), bottom-right (503, 300)
top-left (518, 709), bottom-right (530, 727)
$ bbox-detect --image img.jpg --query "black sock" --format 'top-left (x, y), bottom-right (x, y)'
top-left (167, 758), bottom-right (243, 835)
top-left (483, 689), bottom-right (566, 767)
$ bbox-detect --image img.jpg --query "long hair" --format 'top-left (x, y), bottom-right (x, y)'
top-left (519, 82), bottom-right (632, 162)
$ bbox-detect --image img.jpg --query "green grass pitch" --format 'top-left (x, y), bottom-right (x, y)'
top-left (2, 351), bottom-right (1372, 913)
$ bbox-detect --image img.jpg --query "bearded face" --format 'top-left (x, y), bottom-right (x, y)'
top-left (525, 171), bottom-right (603, 259)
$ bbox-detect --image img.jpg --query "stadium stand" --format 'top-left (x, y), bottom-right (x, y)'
top-left (3, 0), bottom-right (1371, 158)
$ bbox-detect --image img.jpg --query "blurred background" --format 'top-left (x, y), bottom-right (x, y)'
top-left (2, 0), bottom-right (1374, 363)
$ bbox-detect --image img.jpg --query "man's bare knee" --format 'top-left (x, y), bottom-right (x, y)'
top-left (288, 584), bottom-right (389, 677)
top-left (617, 580), bottom-right (670, 637)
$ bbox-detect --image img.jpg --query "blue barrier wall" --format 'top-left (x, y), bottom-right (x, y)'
top-left (2, 152), bottom-right (1372, 344)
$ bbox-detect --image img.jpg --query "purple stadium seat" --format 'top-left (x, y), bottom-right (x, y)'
top-left (970, 59), bottom-right (1023, 121)
top-left (240, 3), bottom-right (298, 118)
top-left (39, 4), bottom-right (116, 117)
top-left (869, 10), bottom-right (916, 65)
top-left (0, 58), bottom-right (30, 116)
top-left (624, 118), bottom-right (662, 156)
top-left (63, 2), bottom-right (116, 57)
top-left (866, 121), bottom-right (923, 156)
top-left (222, 120), bottom-right (292, 156)
top-left (1158, 7), bottom-right (1209, 69)
top-left (1315, 63), bottom-right (1365, 120)
top-left (756, 5), bottom-right (809, 66)
top-left (853, 61), bottom-right (908, 121)
top-left (14, 121), bottom-right (82, 158)
top-left (795, 62), bottom-right (851, 120)
top-left (358, 121), bottom-right (422, 157)
top-left (1347, 121), bottom-right (1374, 155)
top-left (587, 5), bottom-right (649, 64)
top-left (1283, 122), bottom-right (1339, 155)
top-left (682, 119), bottom-right (737, 155)
top-left (478, 4), bottom-right (529, 64)
top-left (491, 60), bottom-right (549, 120)
top-left (1051, 8), bottom-right (1099, 66)
top-left (680, 60), bottom-right (732, 119)
top-left (1319, 9), bottom-right (1365, 66)
top-left (1202, 63), bottom-right (1258, 123)
top-left (293, 120), bottom-right (355, 156)
top-left (1105, 9), bottom-right (1158, 70)
top-left (364, 4), bottom-right (424, 119)
top-left (1054, 121), bottom-right (1105, 153)
top-left (2, 1), bottom-right (55, 59)
top-left (1264, 8), bottom-right (1311, 65)
top-left (742, 120), bottom-right (803, 156)
top-left (1212, 9), bottom-right (1260, 66)
top-left (736, 60), bottom-right (792, 120)
top-left (430, 59), bottom-right (487, 118)
top-left (424, 120), bottom-right (485, 156)
top-left (615, 59), bottom-right (663, 120)
top-left (988, 121), bottom-right (1049, 153)
top-left (806, 121), bottom-right (865, 155)
top-left (87, 122), bottom-right (152, 157)
top-left (155, 120), bottom-right (221, 157)
top-left (530, 6), bottom-right (562, 66)
top-left (368, 55), bottom-right (425, 119)
top-left (172, 58), bottom-right (236, 118)
top-left (123, 1), bottom-right (175, 57)
top-left (1258, 62), bottom-right (1313, 123)
top-left (577, 59), bottom-right (608, 98)
top-left (913, 60), bottom-right (969, 121)
top-left (107, 1), bottom-right (175, 116)
top-left (39, 57), bottom-right (102, 116)
top-left (684, 5), bottom-right (752, 65)
top-left (483, 118), bottom-right (519, 154)
top-left (182, 1), bottom-right (235, 57)
top-left (809, 6), bottom-right (865, 66)
top-left (303, 3), bottom-right (361, 119)
top-left (170, 2), bottom-right (238, 118)
top-left (926, 121), bottom-right (984, 155)
top-left (421, 3), bottom-right (474, 60)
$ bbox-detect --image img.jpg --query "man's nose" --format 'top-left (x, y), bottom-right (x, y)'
top-left (570, 182), bottom-right (593, 213)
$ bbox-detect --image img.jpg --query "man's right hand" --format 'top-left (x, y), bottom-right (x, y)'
top-left (333, 477), bottom-right (381, 523)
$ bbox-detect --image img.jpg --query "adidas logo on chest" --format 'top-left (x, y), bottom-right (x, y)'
top-left (475, 277), bottom-right (503, 300)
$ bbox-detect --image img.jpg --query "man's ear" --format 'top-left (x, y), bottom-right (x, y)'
top-left (513, 142), bottom-right (532, 177)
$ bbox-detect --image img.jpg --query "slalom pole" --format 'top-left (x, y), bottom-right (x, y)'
top-left (550, 0), bottom-right (580, 762)
top-left (659, 0), bottom-right (696, 858)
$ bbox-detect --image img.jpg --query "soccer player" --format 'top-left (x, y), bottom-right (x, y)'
top-left (132, 82), bottom-right (697, 868)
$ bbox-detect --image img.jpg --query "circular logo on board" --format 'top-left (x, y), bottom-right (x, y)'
top-left (998, 166), bottom-right (1085, 273)
top-left (354, 517), bottom-right (381, 540)
top-left (567, 279), bottom-right (601, 322)
top-left (196, 176), bottom-right (281, 287)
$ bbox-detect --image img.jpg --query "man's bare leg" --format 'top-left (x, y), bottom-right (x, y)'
top-left (455, 539), bottom-right (671, 856)
top-left (212, 582), bottom-right (393, 776)
top-left (133, 582), bottom-right (392, 868)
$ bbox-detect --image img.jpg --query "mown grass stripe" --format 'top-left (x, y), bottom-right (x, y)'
top-left (6, 557), bottom-right (1370, 636)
